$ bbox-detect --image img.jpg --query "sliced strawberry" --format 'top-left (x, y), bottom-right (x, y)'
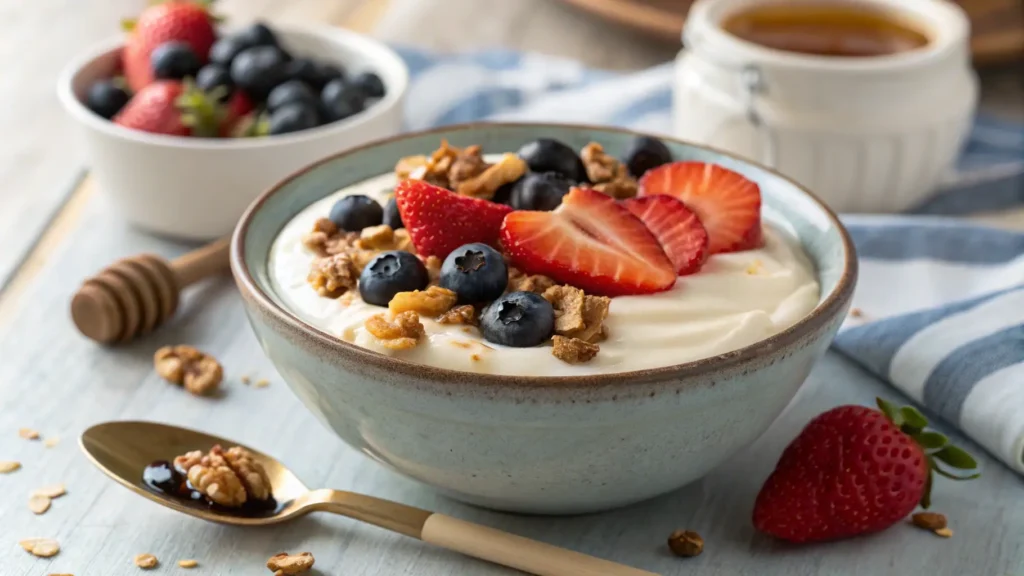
top-left (622, 195), bottom-right (709, 275)
top-left (639, 161), bottom-right (763, 254)
top-left (395, 180), bottom-right (513, 259)
top-left (501, 187), bottom-right (676, 296)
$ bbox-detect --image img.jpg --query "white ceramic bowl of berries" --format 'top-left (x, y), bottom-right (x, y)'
top-left (58, 2), bottom-right (408, 241)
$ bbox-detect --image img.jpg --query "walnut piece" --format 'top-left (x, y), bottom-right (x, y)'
top-left (543, 286), bottom-right (609, 342)
top-left (357, 224), bottom-right (394, 250)
top-left (911, 511), bottom-right (948, 531)
top-left (302, 218), bottom-right (359, 256)
top-left (153, 345), bottom-right (223, 396)
top-left (437, 304), bottom-right (478, 326)
top-left (447, 144), bottom-right (489, 190)
top-left (455, 153), bottom-right (528, 200)
top-left (667, 529), bottom-right (704, 557)
top-left (507, 268), bottom-right (557, 294)
top-left (307, 253), bottom-right (358, 298)
top-left (395, 140), bottom-right (461, 188)
top-left (365, 311), bottom-right (425, 350)
top-left (222, 446), bottom-right (272, 501)
top-left (266, 552), bottom-right (315, 575)
top-left (581, 142), bottom-right (638, 199)
top-left (389, 285), bottom-right (458, 316)
top-left (186, 448), bottom-right (248, 507)
top-left (552, 335), bottom-right (600, 364)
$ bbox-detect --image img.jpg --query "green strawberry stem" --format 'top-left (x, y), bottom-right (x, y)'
top-left (176, 79), bottom-right (226, 137)
top-left (875, 397), bottom-right (980, 509)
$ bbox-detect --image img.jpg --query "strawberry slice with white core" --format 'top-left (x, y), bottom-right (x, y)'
top-left (622, 195), bottom-right (709, 276)
top-left (638, 161), bottom-right (763, 254)
top-left (500, 187), bottom-right (676, 296)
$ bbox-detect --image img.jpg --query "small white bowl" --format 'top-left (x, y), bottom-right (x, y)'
top-left (58, 24), bottom-right (408, 241)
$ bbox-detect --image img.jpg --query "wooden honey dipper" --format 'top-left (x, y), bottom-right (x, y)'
top-left (71, 236), bottom-right (231, 344)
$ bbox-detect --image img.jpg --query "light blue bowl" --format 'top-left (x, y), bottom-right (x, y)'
top-left (232, 123), bottom-right (857, 515)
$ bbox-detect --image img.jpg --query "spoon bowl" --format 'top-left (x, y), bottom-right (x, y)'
top-left (80, 420), bottom-right (659, 576)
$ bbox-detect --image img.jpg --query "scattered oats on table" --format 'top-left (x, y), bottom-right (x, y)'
top-left (850, 307), bottom-right (864, 318)
top-left (33, 483), bottom-right (66, 498)
top-left (43, 436), bottom-right (60, 448)
top-left (241, 375), bottom-right (251, 384)
top-left (134, 553), bottom-right (159, 569)
top-left (934, 527), bottom-right (954, 538)
top-left (254, 379), bottom-right (270, 388)
top-left (19, 428), bottom-right (40, 440)
top-left (667, 529), bottom-right (704, 558)
top-left (20, 538), bottom-right (60, 558)
top-left (267, 552), bottom-right (315, 575)
top-left (178, 559), bottom-right (199, 568)
top-left (28, 494), bottom-right (52, 515)
top-left (153, 345), bottom-right (223, 396)
top-left (0, 460), bottom-right (21, 473)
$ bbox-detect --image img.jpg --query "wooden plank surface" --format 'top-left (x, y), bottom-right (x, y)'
top-left (2, 194), bottom-right (1022, 576)
top-left (1, 0), bottom-right (1023, 574)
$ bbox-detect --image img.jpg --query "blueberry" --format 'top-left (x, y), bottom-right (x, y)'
top-left (230, 45), bottom-right (289, 101)
top-left (234, 22), bottom-right (279, 48)
top-left (480, 292), bottom-right (555, 347)
top-left (491, 178), bottom-right (518, 205)
top-left (383, 195), bottom-right (403, 229)
top-left (151, 41), bottom-right (201, 80)
top-left (209, 36), bottom-right (251, 68)
top-left (510, 172), bottom-right (573, 211)
top-left (440, 244), bottom-right (508, 304)
top-left (267, 80), bottom-right (317, 112)
top-left (85, 80), bottom-right (130, 119)
top-left (317, 62), bottom-right (347, 82)
top-left (329, 194), bottom-right (383, 232)
top-left (195, 65), bottom-right (233, 100)
top-left (320, 79), bottom-right (366, 122)
top-left (268, 103), bottom-right (320, 135)
top-left (622, 136), bottom-right (672, 178)
top-left (283, 58), bottom-right (330, 90)
top-left (517, 138), bottom-right (588, 183)
top-left (358, 251), bottom-right (429, 307)
top-left (351, 71), bottom-right (385, 99)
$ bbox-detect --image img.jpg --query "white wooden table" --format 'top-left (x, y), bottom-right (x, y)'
top-left (2, 1), bottom-right (1023, 575)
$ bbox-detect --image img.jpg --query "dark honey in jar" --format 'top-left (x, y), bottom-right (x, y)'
top-left (723, 2), bottom-right (930, 57)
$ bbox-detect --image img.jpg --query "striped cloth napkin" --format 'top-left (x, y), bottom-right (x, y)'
top-left (394, 47), bottom-right (1024, 475)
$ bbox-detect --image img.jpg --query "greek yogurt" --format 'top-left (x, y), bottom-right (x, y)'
top-left (268, 172), bottom-right (821, 377)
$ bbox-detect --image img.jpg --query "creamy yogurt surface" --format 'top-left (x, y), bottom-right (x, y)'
top-left (268, 172), bottom-right (821, 377)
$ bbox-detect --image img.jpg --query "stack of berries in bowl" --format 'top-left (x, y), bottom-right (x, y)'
top-left (85, 0), bottom-right (386, 137)
top-left (302, 134), bottom-right (765, 361)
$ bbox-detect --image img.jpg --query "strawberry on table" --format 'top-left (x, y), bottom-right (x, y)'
top-left (753, 398), bottom-right (979, 544)
top-left (639, 161), bottom-right (763, 255)
top-left (122, 0), bottom-right (217, 92)
top-left (394, 180), bottom-right (513, 259)
top-left (622, 194), bottom-right (709, 276)
top-left (501, 186), bottom-right (676, 296)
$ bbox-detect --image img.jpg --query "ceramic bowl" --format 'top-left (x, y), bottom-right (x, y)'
top-left (58, 24), bottom-right (408, 241)
top-left (231, 123), bottom-right (857, 515)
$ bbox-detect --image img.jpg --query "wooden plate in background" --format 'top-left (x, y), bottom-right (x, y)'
top-left (557, 0), bottom-right (1024, 64)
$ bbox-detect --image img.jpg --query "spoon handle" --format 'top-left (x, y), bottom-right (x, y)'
top-left (420, 513), bottom-right (661, 576)
top-left (314, 490), bottom-right (658, 576)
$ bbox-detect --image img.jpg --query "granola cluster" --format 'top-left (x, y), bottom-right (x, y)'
top-left (304, 218), bottom-right (415, 299)
top-left (507, 267), bottom-right (557, 294)
top-left (172, 445), bottom-right (272, 508)
top-left (389, 285), bottom-right (458, 316)
top-left (365, 311), bottom-right (426, 350)
top-left (153, 345), bottom-right (223, 396)
top-left (580, 142), bottom-right (638, 199)
top-left (395, 140), bottom-right (527, 200)
top-left (543, 284), bottom-right (610, 364)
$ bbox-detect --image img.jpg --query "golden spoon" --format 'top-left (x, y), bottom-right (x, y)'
top-left (81, 421), bottom-right (659, 576)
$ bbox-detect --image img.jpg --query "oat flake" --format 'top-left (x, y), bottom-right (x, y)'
top-left (33, 483), bottom-right (66, 498)
top-left (0, 460), bottom-right (20, 473)
top-left (20, 538), bottom-right (60, 558)
top-left (29, 494), bottom-right (52, 514)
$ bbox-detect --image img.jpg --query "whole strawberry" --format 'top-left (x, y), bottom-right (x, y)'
top-left (114, 80), bottom-right (230, 137)
top-left (122, 0), bottom-right (217, 92)
top-left (752, 398), bottom-right (978, 543)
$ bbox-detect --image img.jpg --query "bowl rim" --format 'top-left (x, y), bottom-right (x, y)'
top-left (232, 121), bottom-right (858, 388)
top-left (56, 22), bottom-right (410, 150)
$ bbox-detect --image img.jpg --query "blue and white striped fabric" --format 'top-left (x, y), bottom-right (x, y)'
top-left (395, 47), bottom-right (1024, 475)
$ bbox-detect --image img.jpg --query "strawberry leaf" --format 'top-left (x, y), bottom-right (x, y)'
top-left (933, 445), bottom-right (979, 470)
top-left (876, 397), bottom-right (902, 426)
top-left (899, 406), bottom-right (928, 432)
top-left (913, 431), bottom-right (948, 450)
top-left (932, 464), bottom-right (980, 481)
top-left (120, 18), bottom-right (137, 32)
